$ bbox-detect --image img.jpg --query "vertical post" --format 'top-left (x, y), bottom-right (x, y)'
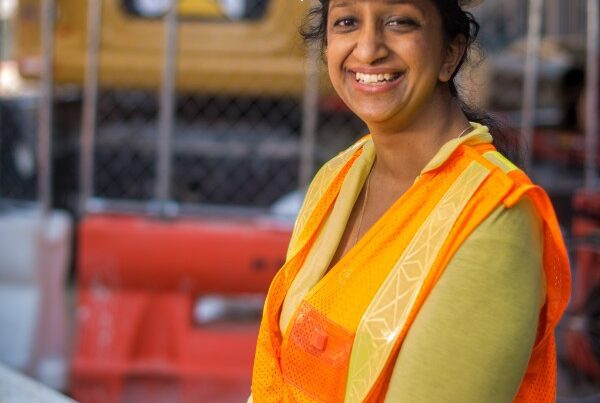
top-left (504, 1), bottom-right (514, 40)
top-left (521, 0), bottom-right (544, 173)
top-left (505, 1), bottom-right (524, 45)
top-left (585, 0), bottom-right (599, 190)
top-left (37, 0), bottom-right (55, 214)
top-left (79, 0), bottom-right (102, 214)
top-left (0, 2), bottom-right (9, 190)
top-left (0, 12), bottom-right (2, 191)
top-left (299, 43), bottom-right (320, 189)
top-left (545, 0), bottom-right (559, 36)
top-left (155, 0), bottom-right (178, 216)
top-left (0, 1), bottom-right (9, 61)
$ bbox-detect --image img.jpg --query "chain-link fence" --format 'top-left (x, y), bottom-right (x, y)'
top-left (0, 0), bottom-right (38, 205)
top-left (0, 95), bottom-right (38, 202)
top-left (8, 0), bottom-right (591, 213)
top-left (0, 0), bottom-right (595, 210)
top-left (67, 0), bottom-right (366, 216)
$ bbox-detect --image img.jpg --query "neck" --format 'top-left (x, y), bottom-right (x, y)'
top-left (367, 87), bottom-right (470, 184)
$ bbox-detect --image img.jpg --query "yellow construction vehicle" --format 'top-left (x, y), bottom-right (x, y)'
top-left (10, 0), bottom-right (351, 210)
top-left (15, 0), bottom-right (325, 97)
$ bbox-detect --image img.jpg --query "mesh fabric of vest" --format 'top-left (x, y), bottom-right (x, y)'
top-left (251, 141), bottom-right (570, 403)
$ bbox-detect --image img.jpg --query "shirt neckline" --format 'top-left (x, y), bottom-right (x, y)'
top-left (360, 122), bottom-right (493, 176)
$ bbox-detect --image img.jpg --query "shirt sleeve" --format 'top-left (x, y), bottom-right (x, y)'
top-left (384, 197), bottom-right (546, 402)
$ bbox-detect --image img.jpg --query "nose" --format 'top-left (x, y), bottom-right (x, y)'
top-left (353, 23), bottom-right (388, 64)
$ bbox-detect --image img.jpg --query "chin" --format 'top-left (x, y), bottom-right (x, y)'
top-left (341, 93), bottom-right (409, 125)
top-left (351, 106), bottom-right (402, 126)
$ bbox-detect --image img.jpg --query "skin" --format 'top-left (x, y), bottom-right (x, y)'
top-left (326, 0), bottom-right (471, 269)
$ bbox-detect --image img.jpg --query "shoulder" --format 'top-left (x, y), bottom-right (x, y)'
top-left (286, 137), bottom-right (369, 258)
top-left (483, 196), bottom-right (542, 240)
top-left (299, 136), bottom-right (370, 216)
top-left (455, 196), bottom-right (545, 306)
top-left (309, 137), bottom-right (370, 190)
top-left (465, 145), bottom-right (549, 213)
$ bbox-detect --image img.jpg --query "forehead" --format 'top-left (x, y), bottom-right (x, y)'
top-left (328, 0), bottom-right (428, 7)
top-left (328, 0), bottom-right (435, 14)
top-left (327, 0), bottom-right (441, 24)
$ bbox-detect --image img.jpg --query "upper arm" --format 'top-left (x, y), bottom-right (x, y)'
top-left (384, 197), bottom-right (545, 403)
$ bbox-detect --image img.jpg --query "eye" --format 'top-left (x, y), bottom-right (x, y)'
top-left (333, 17), bottom-right (357, 28)
top-left (386, 17), bottom-right (420, 29)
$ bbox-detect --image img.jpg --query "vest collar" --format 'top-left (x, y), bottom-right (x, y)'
top-left (360, 122), bottom-right (493, 176)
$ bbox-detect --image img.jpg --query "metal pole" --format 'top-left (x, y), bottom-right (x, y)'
top-left (545, 0), bottom-right (559, 36)
top-left (506, 1), bottom-right (524, 45)
top-left (155, 0), bottom-right (178, 216)
top-left (37, 0), bottom-right (55, 214)
top-left (0, 2), bottom-right (7, 61)
top-left (299, 44), bottom-right (320, 189)
top-left (585, 0), bottom-right (599, 189)
top-left (79, 0), bottom-right (102, 214)
top-left (0, 5), bottom-right (6, 192)
top-left (521, 0), bottom-right (544, 173)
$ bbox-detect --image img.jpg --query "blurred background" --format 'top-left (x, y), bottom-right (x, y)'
top-left (0, 0), bottom-right (599, 402)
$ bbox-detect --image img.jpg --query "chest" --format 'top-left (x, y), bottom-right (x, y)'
top-left (274, 154), bottom-right (502, 402)
top-left (328, 178), bottom-right (415, 274)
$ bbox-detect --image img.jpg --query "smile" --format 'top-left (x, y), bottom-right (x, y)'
top-left (354, 71), bottom-right (402, 84)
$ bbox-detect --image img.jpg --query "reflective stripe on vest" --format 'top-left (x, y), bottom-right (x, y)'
top-left (251, 141), bottom-right (570, 403)
top-left (346, 161), bottom-right (490, 402)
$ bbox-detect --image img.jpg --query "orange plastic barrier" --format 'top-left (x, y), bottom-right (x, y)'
top-left (71, 214), bottom-right (292, 403)
top-left (565, 190), bottom-right (600, 382)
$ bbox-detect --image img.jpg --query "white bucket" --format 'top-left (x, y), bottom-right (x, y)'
top-left (0, 207), bottom-right (72, 391)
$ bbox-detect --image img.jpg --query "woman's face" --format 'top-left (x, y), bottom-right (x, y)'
top-left (326, 0), bottom-right (457, 129)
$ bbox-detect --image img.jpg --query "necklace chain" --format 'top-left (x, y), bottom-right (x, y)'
top-left (457, 125), bottom-right (473, 138)
top-left (354, 166), bottom-right (373, 246)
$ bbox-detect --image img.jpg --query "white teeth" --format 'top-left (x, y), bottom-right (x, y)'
top-left (355, 72), bottom-right (399, 84)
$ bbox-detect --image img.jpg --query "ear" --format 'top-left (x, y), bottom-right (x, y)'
top-left (438, 34), bottom-right (467, 82)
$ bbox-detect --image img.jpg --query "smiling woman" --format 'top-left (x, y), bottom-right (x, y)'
top-left (249, 1), bottom-right (571, 402)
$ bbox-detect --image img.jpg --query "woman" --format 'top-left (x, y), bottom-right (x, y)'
top-left (250, 0), bottom-right (571, 401)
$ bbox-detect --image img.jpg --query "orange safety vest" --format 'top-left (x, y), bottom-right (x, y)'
top-left (251, 137), bottom-right (571, 402)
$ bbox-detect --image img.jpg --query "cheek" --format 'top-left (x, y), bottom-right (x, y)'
top-left (326, 52), bottom-right (339, 88)
top-left (405, 42), bottom-right (445, 85)
top-left (325, 41), bottom-right (349, 82)
top-left (421, 35), bottom-right (447, 72)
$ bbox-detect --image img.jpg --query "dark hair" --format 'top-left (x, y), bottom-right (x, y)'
top-left (300, 0), bottom-right (521, 162)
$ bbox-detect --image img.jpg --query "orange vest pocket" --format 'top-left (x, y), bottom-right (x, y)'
top-left (281, 301), bottom-right (354, 402)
